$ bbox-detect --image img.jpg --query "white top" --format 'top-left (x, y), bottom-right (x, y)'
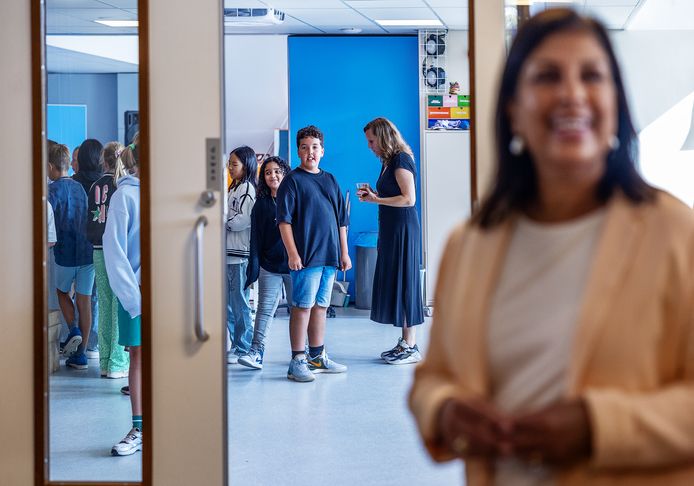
top-left (489, 209), bottom-right (605, 486)
top-left (47, 200), bottom-right (57, 244)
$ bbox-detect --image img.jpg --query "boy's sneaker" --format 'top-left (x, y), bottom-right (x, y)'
top-left (238, 350), bottom-right (263, 370)
top-left (307, 350), bottom-right (347, 374)
top-left (380, 337), bottom-right (407, 360)
top-left (385, 344), bottom-right (422, 365)
top-left (226, 352), bottom-right (239, 365)
top-left (86, 347), bottom-right (99, 359)
top-left (66, 352), bottom-right (88, 370)
top-left (111, 428), bottom-right (142, 456)
top-left (60, 327), bottom-right (82, 357)
top-left (287, 354), bottom-right (315, 382)
top-left (120, 386), bottom-right (130, 396)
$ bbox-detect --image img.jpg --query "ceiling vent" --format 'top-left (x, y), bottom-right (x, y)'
top-left (224, 8), bottom-right (285, 26)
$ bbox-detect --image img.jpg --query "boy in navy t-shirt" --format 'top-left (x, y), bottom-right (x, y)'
top-left (276, 125), bottom-right (351, 382)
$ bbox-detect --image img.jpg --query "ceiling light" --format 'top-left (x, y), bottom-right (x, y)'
top-left (376, 19), bottom-right (443, 27)
top-left (95, 20), bottom-right (138, 28)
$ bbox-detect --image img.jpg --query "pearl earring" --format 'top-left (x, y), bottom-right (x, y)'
top-left (608, 135), bottom-right (620, 151)
top-left (509, 135), bottom-right (525, 156)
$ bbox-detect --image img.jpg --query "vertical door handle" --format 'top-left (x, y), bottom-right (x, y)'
top-left (194, 215), bottom-right (210, 342)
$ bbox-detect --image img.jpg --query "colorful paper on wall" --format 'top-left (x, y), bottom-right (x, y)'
top-left (450, 107), bottom-right (470, 119)
top-left (428, 107), bottom-right (451, 119)
top-left (426, 94), bottom-right (471, 130)
top-left (427, 95), bottom-right (443, 107)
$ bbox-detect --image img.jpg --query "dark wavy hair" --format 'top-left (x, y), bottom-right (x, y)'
top-left (257, 156), bottom-right (291, 199)
top-left (296, 125), bottom-right (324, 148)
top-left (473, 8), bottom-right (653, 228)
top-left (77, 138), bottom-right (104, 173)
top-left (229, 145), bottom-right (258, 188)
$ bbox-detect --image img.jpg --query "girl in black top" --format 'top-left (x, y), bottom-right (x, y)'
top-left (238, 157), bottom-right (293, 370)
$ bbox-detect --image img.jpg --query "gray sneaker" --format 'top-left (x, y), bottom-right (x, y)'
top-left (287, 354), bottom-right (315, 382)
top-left (385, 344), bottom-right (422, 365)
top-left (380, 337), bottom-right (406, 360)
top-left (307, 350), bottom-right (347, 374)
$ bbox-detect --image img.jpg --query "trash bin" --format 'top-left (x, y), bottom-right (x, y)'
top-left (355, 232), bottom-right (378, 310)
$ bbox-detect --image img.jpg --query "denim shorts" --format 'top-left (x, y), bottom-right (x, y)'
top-left (290, 266), bottom-right (336, 309)
top-left (55, 263), bottom-right (95, 296)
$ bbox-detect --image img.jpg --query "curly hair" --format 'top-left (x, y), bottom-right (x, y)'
top-left (257, 156), bottom-right (291, 199)
top-left (296, 125), bottom-right (324, 148)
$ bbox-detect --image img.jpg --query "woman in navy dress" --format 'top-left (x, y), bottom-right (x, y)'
top-left (359, 117), bottom-right (424, 365)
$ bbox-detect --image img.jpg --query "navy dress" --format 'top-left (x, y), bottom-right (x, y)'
top-left (370, 152), bottom-right (424, 327)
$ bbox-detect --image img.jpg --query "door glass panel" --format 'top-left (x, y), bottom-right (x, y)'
top-left (45, 0), bottom-right (142, 481)
top-left (224, 1), bottom-right (468, 483)
top-left (503, 1), bottom-right (694, 206)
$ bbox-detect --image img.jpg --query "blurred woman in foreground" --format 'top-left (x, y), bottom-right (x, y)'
top-left (409, 8), bottom-right (694, 485)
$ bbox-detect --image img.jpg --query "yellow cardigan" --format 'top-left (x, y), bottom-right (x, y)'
top-left (409, 191), bottom-right (694, 485)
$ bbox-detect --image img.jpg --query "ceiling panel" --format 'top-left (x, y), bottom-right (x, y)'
top-left (225, 13), bottom-right (324, 34)
top-left (47, 0), bottom-right (112, 8)
top-left (47, 45), bottom-right (137, 73)
top-left (254, 0), bottom-right (346, 8)
top-left (51, 8), bottom-right (137, 20)
top-left (346, 0), bottom-right (427, 7)
top-left (355, 7), bottom-right (438, 20)
top-left (284, 8), bottom-right (379, 27)
top-left (426, 0), bottom-right (469, 6)
top-left (628, 0), bottom-right (694, 30)
top-left (436, 7), bottom-right (468, 27)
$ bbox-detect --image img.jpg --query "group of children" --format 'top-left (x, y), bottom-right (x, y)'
top-left (47, 136), bottom-right (143, 456)
top-left (226, 125), bottom-right (350, 382)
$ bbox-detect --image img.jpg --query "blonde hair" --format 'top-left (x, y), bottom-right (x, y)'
top-left (102, 141), bottom-right (128, 184)
top-left (363, 117), bottom-right (413, 164)
top-left (121, 132), bottom-right (140, 174)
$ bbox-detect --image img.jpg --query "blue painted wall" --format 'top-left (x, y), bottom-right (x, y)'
top-left (288, 35), bottom-right (420, 296)
top-left (46, 104), bottom-right (87, 172)
top-left (47, 73), bottom-right (118, 147)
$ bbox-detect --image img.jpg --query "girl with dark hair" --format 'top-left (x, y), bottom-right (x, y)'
top-left (225, 145), bottom-right (258, 364)
top-left (237, 156), bottom-right (293, 370)
top-left (73, 138), bottom-right (104, 196)
top-left (410, 9), bottom-right (694, 484)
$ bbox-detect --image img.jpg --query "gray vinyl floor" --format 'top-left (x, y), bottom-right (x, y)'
top-left (49, 307), bottom-right (464, 485)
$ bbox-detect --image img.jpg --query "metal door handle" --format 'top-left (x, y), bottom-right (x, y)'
top-left (194, 215), bottom-right (210, 342)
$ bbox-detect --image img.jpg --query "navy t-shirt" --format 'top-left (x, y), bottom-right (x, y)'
top-left (276, 167), bottom-right (348, 268)
top-left (48, 177), bottom-right (93, 267)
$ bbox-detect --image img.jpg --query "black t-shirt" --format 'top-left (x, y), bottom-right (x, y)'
top-left (276, 167), bottom-right (348, 268)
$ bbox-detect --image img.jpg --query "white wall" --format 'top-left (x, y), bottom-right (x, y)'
top-left (224, 35), bottom-right (288, 155)
top-left (612, 30), bottom-right (694, 206)
top-left (421, 30), bottom-right (472, 304)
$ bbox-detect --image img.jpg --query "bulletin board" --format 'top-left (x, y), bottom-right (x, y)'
top-left (426, 94), bottom-right (470, 130)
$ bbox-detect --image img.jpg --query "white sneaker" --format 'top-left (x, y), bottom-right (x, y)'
top-left (111, 428), bottom-right (142, 456)
top-left (106, 370), bottom-right (129, 379)
top-left (287, 354), bottom-right (315, 382)
top-left (86, 348), bottom-right (99, 359)
top-left (238, 350), bottom-right (263, 370)
top-left (227, 352), bottom-right (239, 365)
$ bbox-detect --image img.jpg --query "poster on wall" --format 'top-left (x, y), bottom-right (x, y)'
top-left (427, 94), bottom-right (470, 130)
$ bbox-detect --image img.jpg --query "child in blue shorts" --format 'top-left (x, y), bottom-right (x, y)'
top-left (47, 143), bottom-right (95, 370)
top-left (276, 125), bottom-right (352, 382)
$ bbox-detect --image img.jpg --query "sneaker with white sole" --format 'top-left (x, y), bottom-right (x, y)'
top-left (287, 354), bottom-right (315, 382)
top-left (380, 337), bottom-right (406, 360)
top-left (226, 352), bottom-right (239, 365)
top-left (106, 370), bottom-right (129, 379)
top-left (307, 350), bottom-right (347, 374)
top-left (66, 352), bottom-right (88, 370)
top-left (86, 348), bottom-right (99, 359)
top-left (60, 327), bottom-right (82, 357)
top-left (111, 428), bottom-right (142, 456)
top-left (238, 349), bottom-right (263, 370)
top-left (385, 344), bottom-right (422, 365)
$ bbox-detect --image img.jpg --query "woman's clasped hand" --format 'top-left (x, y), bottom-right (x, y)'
top-left (438, 397), bottom-right (592, 466)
